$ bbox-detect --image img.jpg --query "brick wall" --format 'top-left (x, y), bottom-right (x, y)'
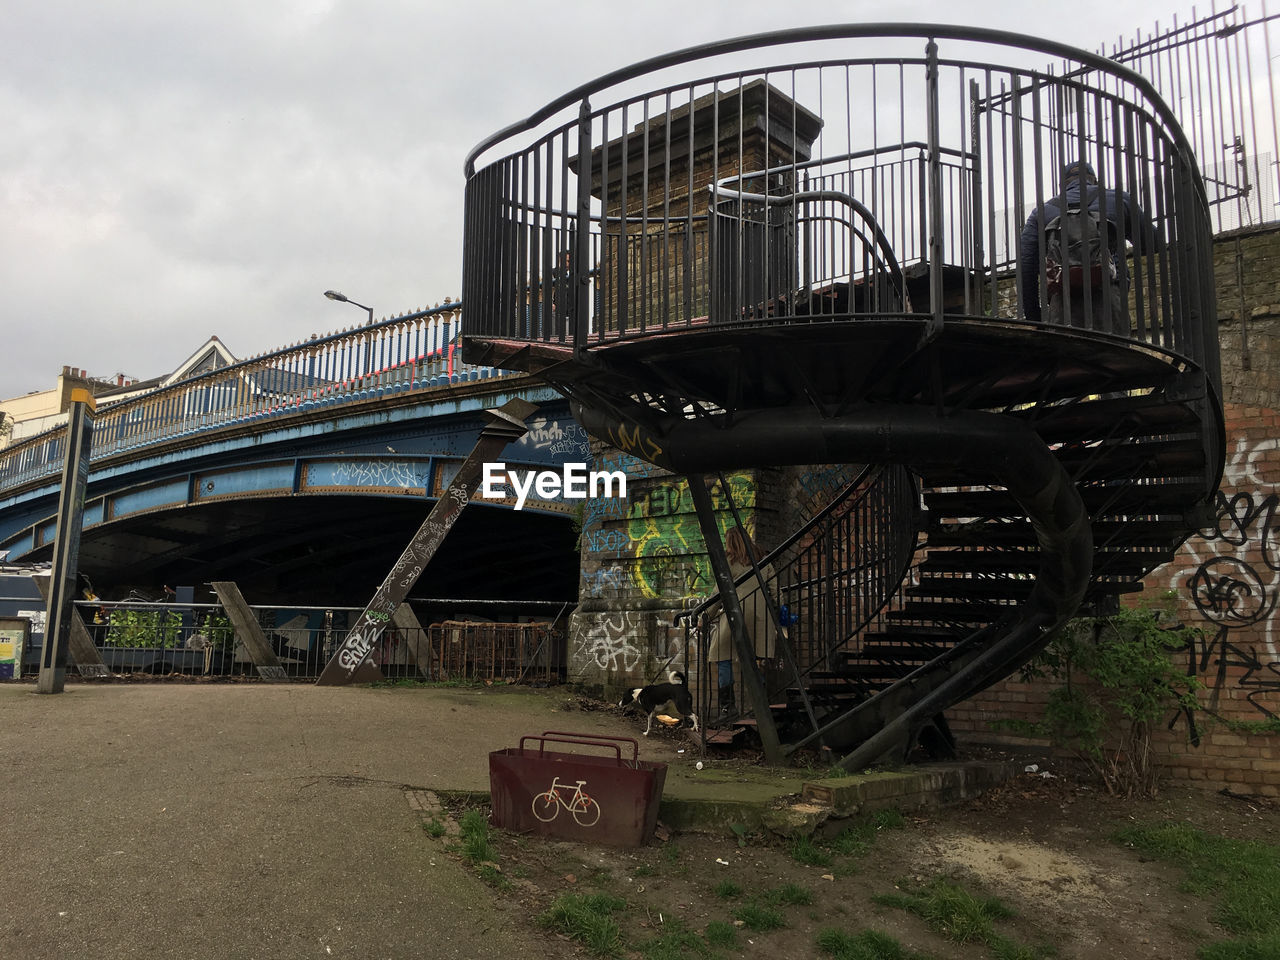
top-left (950, 223), bottom-right (1280, 793)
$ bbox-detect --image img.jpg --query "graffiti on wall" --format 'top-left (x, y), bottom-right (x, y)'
top-left (627, 473), bottom-right (756, 599)
top-left (574, 610), bottom-right (644, 671)
top-left (1169, 434), bottom-right (1280, 718)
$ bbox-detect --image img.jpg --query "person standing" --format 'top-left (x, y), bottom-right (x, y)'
top-left (708, 526), bottom-right (782, 723)
top-left (1018, 160), bottom-right (1162, 334)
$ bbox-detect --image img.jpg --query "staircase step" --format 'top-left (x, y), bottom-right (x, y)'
top-left (909, 574), bottom-right (1139, 599)
top-left (1053, 438), bottom-right (1206, 481)
top-left (862, 624), bottom-right (969, 642)
top-left (857, 641), bottom-right (953, 660)
top-left (926, 519), bottom-right (1190, 550)
top-left (922, 549), bottom-right (1164, 577)
top-left (907, 575), bottom-right (1037, 601)
top-left (886, 600), bottom-right (1011, 624)
top-left (1018, 395), bottom-right (1202, 444)
top-left (925, 482), bottom-right (1205, 518)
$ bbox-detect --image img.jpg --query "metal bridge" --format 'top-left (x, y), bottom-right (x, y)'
top-left (0, 303), bottom-right (585, 605)
top-left (461, 24), bottom-right (1226, 766)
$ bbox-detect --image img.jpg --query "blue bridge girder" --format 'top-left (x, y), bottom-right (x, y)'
top-left (0, 307), bottom-right (591, 603)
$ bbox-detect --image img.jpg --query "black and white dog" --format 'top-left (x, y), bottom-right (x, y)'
top-left (619, 670), bottom-right (700, 736)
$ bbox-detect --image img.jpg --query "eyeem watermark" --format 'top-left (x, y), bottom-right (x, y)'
top-left (480, 462), bottom-right (627, 511)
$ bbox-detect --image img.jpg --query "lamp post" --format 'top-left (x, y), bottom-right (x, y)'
top-left (324, 289), bottom-right (375, 377)
top-left (323, 289), bottom-right (374, 326)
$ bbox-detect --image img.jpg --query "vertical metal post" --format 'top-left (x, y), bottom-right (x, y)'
top-left (925, 38), bottom-right (944, 338)
top-left (686, 474), bottom-right (784, 765)
top-left (574, 98), bottom-right (593, 357)
top-left (38, 386), bottom-right (95, 694)
top-left (968, 78), bottom-right (985, 311)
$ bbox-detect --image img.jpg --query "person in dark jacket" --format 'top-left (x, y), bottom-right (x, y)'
top-left (1018, 160), bottom-right (1162, 333)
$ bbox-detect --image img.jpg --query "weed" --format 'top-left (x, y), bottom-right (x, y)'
top-left (476, 862), bottom-right (510, 889)
top-left (764, 882), bottom-right (814, 906)
top-left (371, 677), bottom-right (484, 689)
top-left (817, 927), bottom-right (931, 959)
top-left (458, 809), bottom-right (496, 864)
top-left (662, 841), bottom-right (682, 864)
top-left (704, 920), bottom-right (737, 948)
top-left (636, 918), bottom-right (717, 960)
top-left (538, 892), bottom-right (627, 958)
top-left (732, 901), bottom-right (786, 932)
top-left (633, 864), bottom-right (657, 878)
top-left (874, 876), bottom-right (1034, 953)
top-left (1114, 822), bottom-right (1280, 956)
top-left (423, 818), bottom-right (446, 838)
top-left (713, 879), bottom-right (742, 900)
top-left (791, 834), bottom-right (834, 867)
top-left (730, 822), bottom-right (750, 848)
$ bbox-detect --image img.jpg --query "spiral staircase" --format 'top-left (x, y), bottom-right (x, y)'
top-left (460, 26), bottom-right (1224, 767)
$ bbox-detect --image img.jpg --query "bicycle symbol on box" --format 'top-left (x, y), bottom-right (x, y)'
top-left (531, 776), bottom-right (602, 826)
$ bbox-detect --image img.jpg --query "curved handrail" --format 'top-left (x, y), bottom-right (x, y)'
top-left (710, 183), bottom-right (910, 310)
top-left (464, 23), bottom-right (1197, 188)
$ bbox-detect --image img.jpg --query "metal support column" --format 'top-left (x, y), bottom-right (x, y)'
top-left (686, 473), bottom-right (784, 765)
top-left (38, 385), bottom-right (95, 694)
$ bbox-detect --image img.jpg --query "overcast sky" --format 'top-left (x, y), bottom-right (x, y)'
top-left (1, 0), bottom-right (1207, 398)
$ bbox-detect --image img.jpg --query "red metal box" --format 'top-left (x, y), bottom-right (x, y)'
top-left (489, 731), bottom-right (667, 847)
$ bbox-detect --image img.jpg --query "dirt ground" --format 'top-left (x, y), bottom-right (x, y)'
top-left (433, 736), bottom-right (1280, 960)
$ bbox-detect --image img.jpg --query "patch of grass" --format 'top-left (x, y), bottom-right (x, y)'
top-left (422, 817), bottom-right (447, 838)
top-left (764, 882), bottom-right (814, 906)
top-left (476, 862), bottom-right (510, 889)
top-left (831, 809), bottom-right (907, 857)
top-left (538, 892), bottom-right (627, 958)
top-left (636, 919), bottom-right (719, 960)
top-left (458, 809), bottom-right (496, 864)
top-left (1197, 931), bottom-right (1280, 960)
top-left (817, 927), bottom-right (931, 959)
top-left (633, 863), bottom-right (657, 878)
top-left (732, 901), bottom-right (787, 932)
top-left (874, 877), bottom-right (1041, 956)
top-left (791, 834), bottom-right (834, 867)
top-left (371, 676), bottom-right (484, 688)
top-left (713, 879), bottom-right (742, 900)
top-left (1113, 822), bottom-right (1280, 957)
top-left (704, 920), bottom-right (737, 948)
top-left (662, 841), bottom-right (682, 864)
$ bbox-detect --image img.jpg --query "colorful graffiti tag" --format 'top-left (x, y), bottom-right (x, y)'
top-left (627, 473), bottom-right (756, 599)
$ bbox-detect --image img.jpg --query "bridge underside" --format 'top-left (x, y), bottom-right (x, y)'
top-left (17, 496), bottom-right (578, 609)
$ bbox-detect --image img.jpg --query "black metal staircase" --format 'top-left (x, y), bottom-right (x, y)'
top-left (460, 25), bottom-right (1224, 767)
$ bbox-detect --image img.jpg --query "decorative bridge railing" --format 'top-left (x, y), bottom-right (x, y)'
top-left (0, 301), bottom-right (516, 495)
top-left (462, 24), bottom-right (1218, 382)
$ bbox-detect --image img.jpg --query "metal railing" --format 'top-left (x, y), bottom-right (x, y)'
top-left (462, 25), bottom-right (1218, 383)
top-left (679, 464), bottom-right (919, 715)
top-left (15, 601), bottom-right (562, 682)
top-left (0, 301), bottom-right (515, 496)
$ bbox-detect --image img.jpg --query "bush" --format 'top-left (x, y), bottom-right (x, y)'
top-left (998, 600), bottom-right (1202, 798)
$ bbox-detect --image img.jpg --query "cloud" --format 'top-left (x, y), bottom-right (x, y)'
top-left (0, 0), bottom-right (1233, 397)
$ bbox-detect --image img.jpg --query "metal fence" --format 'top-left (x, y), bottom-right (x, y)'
top-left (463, 25), bottom-right (1219, 381)
top-left (12, 601), bottom-right (563, 683)
top-left (0, 301), bottom-right (515, 496)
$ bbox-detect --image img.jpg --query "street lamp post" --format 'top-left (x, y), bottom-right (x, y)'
top-left (324, 289), bottom-right (375, 376)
